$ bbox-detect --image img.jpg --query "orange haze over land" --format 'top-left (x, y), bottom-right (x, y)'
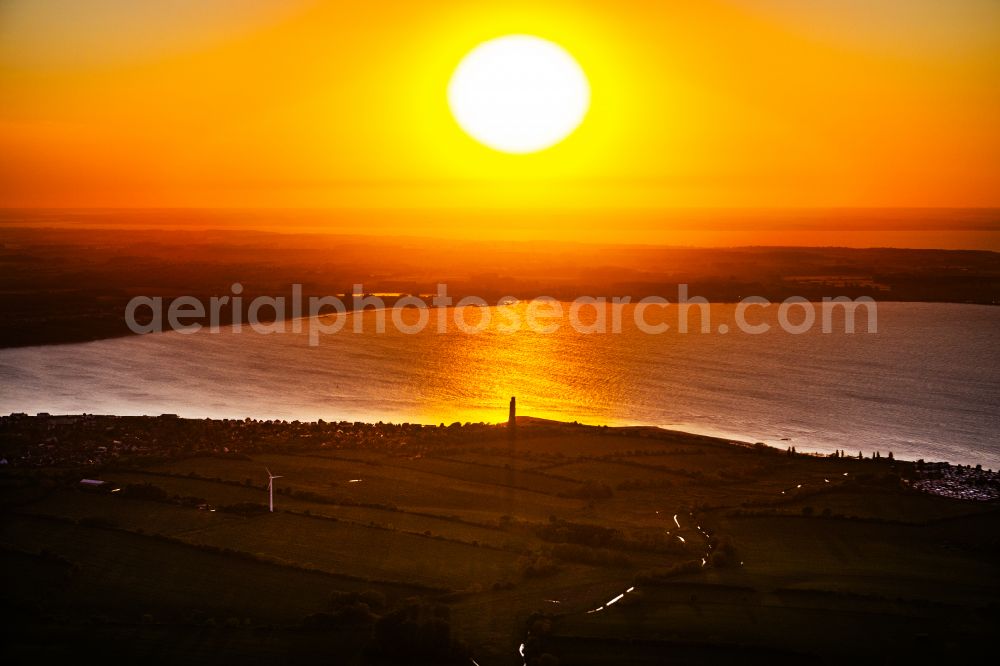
top-left (1, 1), bottom-right (999, 245)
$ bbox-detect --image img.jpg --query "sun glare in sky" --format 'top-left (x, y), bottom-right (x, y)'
top-left (448, 35), bottom-right (590, 154)
top-left (0, 0), bottom-right (998, 213)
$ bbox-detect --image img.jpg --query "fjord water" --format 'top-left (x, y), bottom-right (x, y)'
top-left (1, 302), bottom-right (997, 468)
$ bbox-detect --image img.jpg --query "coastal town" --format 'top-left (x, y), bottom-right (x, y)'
top-left (3, 412), bottom-right (998, 504)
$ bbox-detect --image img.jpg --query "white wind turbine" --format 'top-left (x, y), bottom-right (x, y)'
top-left (266, 467), bottom-right (283, 513)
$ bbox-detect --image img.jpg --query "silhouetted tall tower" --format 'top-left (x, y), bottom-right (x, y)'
top-left (508, 396), bottom-right (516, 438)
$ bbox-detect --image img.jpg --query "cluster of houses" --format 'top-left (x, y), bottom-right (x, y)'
top-left (1, 413), bottom-right (171, 467)
top-left (911, 462), bottom-right (1000, 502)
top-left (0, 412), bottom-right (497, 468)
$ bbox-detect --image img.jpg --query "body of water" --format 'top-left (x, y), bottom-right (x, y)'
top-left (1, 302), bottom-right (997, 467)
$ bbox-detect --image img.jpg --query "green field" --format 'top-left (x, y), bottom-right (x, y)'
top-left (2, 417), bottom-right (998, 664)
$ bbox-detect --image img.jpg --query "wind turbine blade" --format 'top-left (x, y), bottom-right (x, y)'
top-left (265, 467), bottom-right (272, 477)
top-left (273, 475), bottom-right (283, 479)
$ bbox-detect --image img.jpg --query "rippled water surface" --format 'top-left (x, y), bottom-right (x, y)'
top-left (1, 302), bottom-right (997, 467)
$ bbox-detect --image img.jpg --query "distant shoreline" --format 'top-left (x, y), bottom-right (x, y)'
top-left (3, 225), bottom-right (998, 347)
top-left (0, 299), bottom-right (996, 351)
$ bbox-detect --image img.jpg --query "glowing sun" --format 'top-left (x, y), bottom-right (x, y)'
top-left (448, 35), bottom-right (590, 154)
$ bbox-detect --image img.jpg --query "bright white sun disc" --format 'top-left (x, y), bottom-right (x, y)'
top-left (448, 35), bottom-right (590, 154)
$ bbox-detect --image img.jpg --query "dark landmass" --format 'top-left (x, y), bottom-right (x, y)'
top-left (2, 413), bottom-right (998, 664)
top-left (1, 225), bottom-right (998, 348)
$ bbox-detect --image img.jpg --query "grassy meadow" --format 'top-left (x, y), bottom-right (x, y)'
top-left (2, 417), bottom-right (998, 664)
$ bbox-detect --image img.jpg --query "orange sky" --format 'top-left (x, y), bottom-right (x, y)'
top-left (1, 0), bottom-right (999, 212)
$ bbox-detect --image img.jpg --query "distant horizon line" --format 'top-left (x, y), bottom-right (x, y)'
top-left (3, 207), bottom-right (997, 251)
top-left (2, 206), bottom-right (999, 212)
